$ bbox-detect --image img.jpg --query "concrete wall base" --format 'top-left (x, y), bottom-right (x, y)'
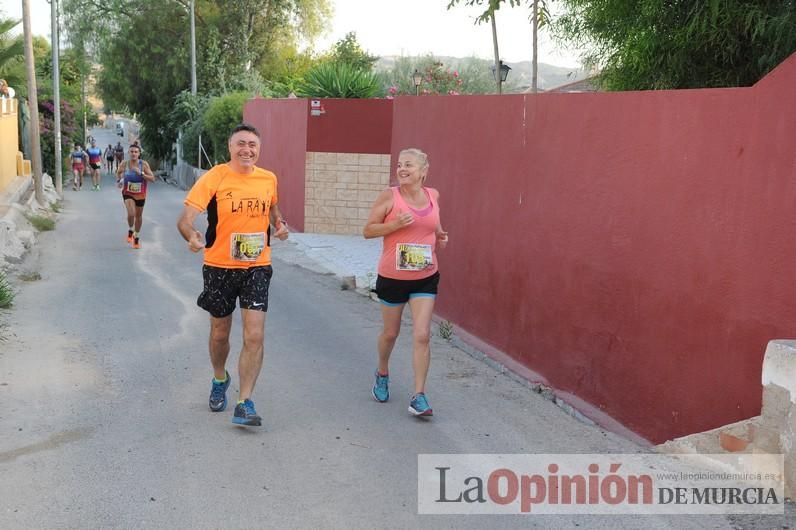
top-left (657, 340), bottom-right (796, 499)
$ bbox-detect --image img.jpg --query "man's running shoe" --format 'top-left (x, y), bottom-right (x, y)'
top-left (232, 399), bottom-right (262, 426)
top-left (209, 371), bottom-right (231, 412)
top-left (133, 237), bottom-right (140, 249)
top-left (409, 393), bottom-right (433, 416)
top-left (372, 371), bottom-right (389, 402)
top-left (127, 231), bottom-right (134, 244)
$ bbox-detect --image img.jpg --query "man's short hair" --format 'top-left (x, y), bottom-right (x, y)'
top-left (230, 123), bottom-right (260, 139)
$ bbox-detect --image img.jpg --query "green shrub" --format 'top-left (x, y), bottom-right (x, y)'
top-left (203, 92), bottom-right (252, 163)
top-left (26, 214), bottom-right (55, 231)
top-left (0, 271), bottom-right (14, 308)
top-left (297, 62), bottom-right (383, 98)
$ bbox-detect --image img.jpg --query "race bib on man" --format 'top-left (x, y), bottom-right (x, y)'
top-left (126, 182), bottom-right (142, 193)
top-left (231, 232), bottom-right (265, 261)
top-left (396, 243), bottom-right (433, 271)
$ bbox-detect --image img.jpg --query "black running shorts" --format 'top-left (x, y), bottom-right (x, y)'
top-left (197, 265), bottom-right (273, 318)
top-left (90, 162), bottom-right (101, 170)
top-left (375, 271), bottom-right (440, 305)
top-left (122, 194), bottom-right (146, 207)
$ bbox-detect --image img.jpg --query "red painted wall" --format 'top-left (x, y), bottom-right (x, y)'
top-left (244, 98), bottom-right (308, 231)
top-left (306, 98), bottom-right (392, 154)
top-left (391, 54), bottom-right (796, 444)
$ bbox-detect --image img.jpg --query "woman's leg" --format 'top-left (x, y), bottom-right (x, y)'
top-left (134, 205), bottom-right (144, 233)
top-left (407, 296), bottom-right (436, 394)
top-left (378, 303), bottom-right (404, 374)
top-left (124, 199), bottom-right (136, 236)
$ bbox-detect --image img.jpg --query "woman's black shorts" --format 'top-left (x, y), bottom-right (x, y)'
top-left (375, 271), bottom-right (440, 305)
top-left (122, 194), bottom-right (146, 207)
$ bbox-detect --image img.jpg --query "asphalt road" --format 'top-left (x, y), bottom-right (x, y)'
top-left (0, 128), bottom-right (792, 529)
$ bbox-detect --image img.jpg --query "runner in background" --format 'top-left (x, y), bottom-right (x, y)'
top-left (114, 141), bottom-right (125, 171)
top-left (69, 143), bottom-right (87, 191)
top-left (104, 144), bottom-right (114, 174)
top-left (363, 148), bottom-right (448, 417)
top-left (86, 139), bottom-right (103, 190)
top-left (116, 144), bottom-right (155, 249)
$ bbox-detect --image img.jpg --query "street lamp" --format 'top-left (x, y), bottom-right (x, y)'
top-left (412, 69), bottom-right (423, 96)
top-left (491, 60), bottom-right (512, 93)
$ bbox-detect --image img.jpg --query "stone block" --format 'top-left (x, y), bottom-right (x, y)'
top-left (358, 189), bottom-right (380, 203)
top-left (785, 406), bottom-right (796, 499)
top-left (317, 206), bottom-right (336, 218)
top-left (358, 153), bottom-right (385, 166)
top-left (761, 383), bottom-right (791, 429)
top-left (314, 170), bottom-right (337, 182)
top-left (313, 152), bottom-right (337, 165)
top-left (336, 153), bottom-right (359, 165)
top-left (337, 172), bottom-right (358, 184)
top-left (358, 171), bottom-right (388, 185)
top-left (335, 206), bottom-right (357, 219)
top-left (336, 189), bottom-right (358, 202)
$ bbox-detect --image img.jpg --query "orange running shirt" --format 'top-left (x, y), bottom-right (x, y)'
top-left (185, 163), bottom-right (279, 269)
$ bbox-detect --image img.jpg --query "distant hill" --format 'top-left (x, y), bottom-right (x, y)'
top-left (375, 55), bottom-right (588, 92)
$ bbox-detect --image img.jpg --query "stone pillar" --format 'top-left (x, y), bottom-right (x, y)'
top-left (760, 340), bottom-right (796, 498)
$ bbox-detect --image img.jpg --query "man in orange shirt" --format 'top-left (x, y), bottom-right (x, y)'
top-left (177, 124), bottom-right (288, 427)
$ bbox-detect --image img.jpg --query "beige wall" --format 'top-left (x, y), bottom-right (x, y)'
top-left (0, 98), bottom-right (19, 192)
top-left (304, 152), bottom-right (391, 234)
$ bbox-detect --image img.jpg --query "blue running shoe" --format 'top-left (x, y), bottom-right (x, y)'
top-left (232, 399), bottom-right (262, 426)
top-left (209, 371), bottom-right (231, 412)
top-left (372, 371), bottom-right (389, 402)
top-left (409, 393), bottom-right (433, 416)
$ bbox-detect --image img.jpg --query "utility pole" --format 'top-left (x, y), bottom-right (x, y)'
top-left (531, 0), bottom-right (539, 93)
top-left (491, 12), bottom-right (502, 94)
top-left (51, 0), bottom-right (62, 195)
top-left (22, 0), bottom-right (44, 204)
top-left (82, 74), bottom-right (87, 146)
top-left (190, 0), bottom-right (197, 95)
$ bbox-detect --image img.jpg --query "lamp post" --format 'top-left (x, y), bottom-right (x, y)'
top-left (491, 60), bottom-right (512, 94)
top-left (412, 69), bottom-right (423, 96)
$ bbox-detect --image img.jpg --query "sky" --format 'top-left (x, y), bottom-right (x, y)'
top-left (1, 0), bottom-right (582, 68)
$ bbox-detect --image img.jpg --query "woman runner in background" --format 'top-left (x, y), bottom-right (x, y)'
top-left (116, 144), bottom-right (155, 249)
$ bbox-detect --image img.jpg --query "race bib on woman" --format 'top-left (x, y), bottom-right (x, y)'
top-left (231, 232), bottom-right (265, 261)
top-left (126, 182), bottom-right (142, 193)
top-left (396, 243), bottom-right (433, 271)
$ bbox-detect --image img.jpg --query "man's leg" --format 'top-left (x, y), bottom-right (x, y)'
top-left (238, 308), bottom-right (266, 401)
top-left (209, 314), bottom-right (232, 380)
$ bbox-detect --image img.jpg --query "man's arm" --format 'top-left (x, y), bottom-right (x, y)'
top-left (269, 204), bottom-right (289, 241)
top-left (177, 204), bottom-right (205, 252)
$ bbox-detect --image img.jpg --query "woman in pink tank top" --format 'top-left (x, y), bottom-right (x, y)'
top-left (363, 148), bottom-right (448, 417)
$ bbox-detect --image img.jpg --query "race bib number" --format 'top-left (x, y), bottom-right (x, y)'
top-left (396, 243), bottom-right (433, 271)
top-left (126, 182), bottom-right (142, 193)
top-left (231, 232), bottom-right (265, 261)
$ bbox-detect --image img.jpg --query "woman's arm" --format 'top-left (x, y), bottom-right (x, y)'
top-left (363, 188), bottom-right (413, 239)
top-left (430, 188), bottom-right (448, 249)
top-left (142, 161), bottom-right (156, 182)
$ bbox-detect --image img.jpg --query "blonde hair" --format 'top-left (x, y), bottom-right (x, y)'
top-left (399, 148), bottom-right (429, 182)
top-left (399, 148), bottom-right (429, 169)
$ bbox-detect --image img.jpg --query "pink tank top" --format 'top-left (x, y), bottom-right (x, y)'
top-left (377, 186), bottom-right (439, 280)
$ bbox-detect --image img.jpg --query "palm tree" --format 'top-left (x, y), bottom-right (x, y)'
top-left (0, 18), bottom-right (25, 88)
